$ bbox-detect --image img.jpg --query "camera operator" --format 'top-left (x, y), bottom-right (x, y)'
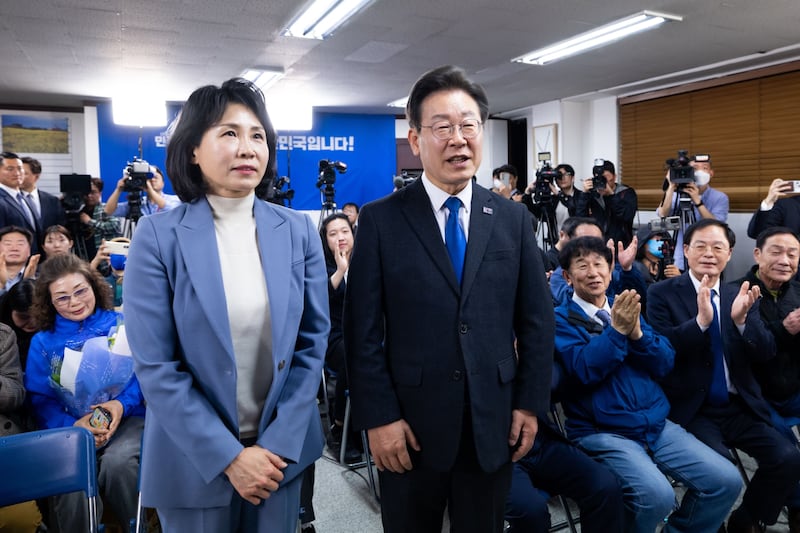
top-left (104, 165), bottom-right (180, 218)
top-left (576, 159), bottom-right (638, 247)
top-left (656, 155), bottom-right (729, 269)
top-left (633, 227), bottom-right (681, 285)
top-left (521, 164), bottom-right (582, 231)
top-left (76, 177), bottom-right (121, 261)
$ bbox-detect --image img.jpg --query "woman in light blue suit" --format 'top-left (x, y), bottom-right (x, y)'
top-left (123, 78), bottom-right (330, 532)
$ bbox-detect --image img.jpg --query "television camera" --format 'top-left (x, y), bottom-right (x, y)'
top-left (122, 158), bottom-right (154, 193)
top-left (267, 176), bottom-right (294, 207)
top-left (666, 150), bottom-right (695, 188)
top-left (317, 159), bottom-right (347, 217)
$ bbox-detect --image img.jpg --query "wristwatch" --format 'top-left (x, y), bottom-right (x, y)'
top-left (694, 200), bottom-right (704, 207)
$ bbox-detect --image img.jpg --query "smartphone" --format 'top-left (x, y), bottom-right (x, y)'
top-left (792, 180), bottom-right (800, 193)
top-left (89, 406), bottom-right (112, 429)
top-left (105, 241), bottom-right (129, 256)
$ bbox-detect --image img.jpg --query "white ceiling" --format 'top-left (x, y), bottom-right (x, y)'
top-left (1, 0), bottom-right (800, 115)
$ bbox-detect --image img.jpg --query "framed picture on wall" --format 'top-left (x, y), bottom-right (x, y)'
top-left (533, 123), bottom-right (557, 164)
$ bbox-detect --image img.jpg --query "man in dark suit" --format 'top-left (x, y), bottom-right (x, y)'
top-left (0, 153), bottom-right (41, 253)
top-left (648, 218), bottom-right (800, 533)
top-left (343, 65), bottom-right (554, 533)
top-left (21, 157), bottom-right (66, 232)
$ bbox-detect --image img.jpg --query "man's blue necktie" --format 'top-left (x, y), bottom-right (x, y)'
top-left (708, 289), bottom-right (729, 406)
top-left (444, 196), bottom-right (466, 284)
top-left (15, 192), bottom-right (35, 227)
top-left (595, 309), bottom-right (612, 328)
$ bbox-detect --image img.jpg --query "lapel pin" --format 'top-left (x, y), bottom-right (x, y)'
top-left (482, 206), bottom-right (493, 215)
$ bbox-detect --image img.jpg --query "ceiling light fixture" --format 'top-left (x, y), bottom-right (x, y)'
top-left (241, 69), bottom-right (285, 91)
top-left (513, 10), bottom-right (682, 66)
top-left (283, 0), bottom-right (375, 40)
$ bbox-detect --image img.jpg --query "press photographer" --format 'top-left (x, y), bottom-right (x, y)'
top-left (105, 161), bottom-right (180, 222)
top-left (576, 158), bottom-right (638, 247)
top-left (59, 175), bottom-right (120, 261)
top-left (656, 152), bottom-right (729, 269)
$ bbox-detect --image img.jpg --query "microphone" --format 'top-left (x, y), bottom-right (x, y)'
top-left (393, 176), bottom-right (406, 189)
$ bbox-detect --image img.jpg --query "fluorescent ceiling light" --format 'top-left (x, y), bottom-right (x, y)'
top-left (283, 0), bottom-right (375, 40)
top-left (513, 10), bottom-right (682, 66)
top-left (387, 96), bottom-right (408, 108)
top-left (112, 96), bottom-right (167, 127)
top-left (241, 69), bottom-right (285, 91)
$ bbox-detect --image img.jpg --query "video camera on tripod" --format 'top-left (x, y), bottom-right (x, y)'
top-left (122, 158), bottom-right (154, 193)
top-left (665, 150), bottom-right (694, 190)
top-left (267, 176), bottom-right (294, 207)
top-left (317, 160), bottom-right (346, 209)
top-left (60, 174), bottom-right (92, 215)
top-left (533, 161), bottom-right (558, 205)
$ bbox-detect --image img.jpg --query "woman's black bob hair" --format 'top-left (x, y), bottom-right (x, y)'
top-left (166, 77), bottom-right (278, 202)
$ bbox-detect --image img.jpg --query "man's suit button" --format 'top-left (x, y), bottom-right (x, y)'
top-left (278, 360), bottom-right (286, 371)
top-left (459, 323), bottom-right (468, 334)
top-left (452, 370), bottom-right (463, 381)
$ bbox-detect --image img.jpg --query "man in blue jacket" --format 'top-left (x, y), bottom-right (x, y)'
top-left (555, 236), bottom-right (741, 532)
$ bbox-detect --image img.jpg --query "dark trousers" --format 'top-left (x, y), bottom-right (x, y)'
top-left (505, 426), bottom-right (624, 533)
top-left (686, 394), bottom-right (800, 524)
top-left (378, 416), bottom-right (512, 533)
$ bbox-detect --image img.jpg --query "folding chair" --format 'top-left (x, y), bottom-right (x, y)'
top-left (0, 426), bottom-right (99, 533)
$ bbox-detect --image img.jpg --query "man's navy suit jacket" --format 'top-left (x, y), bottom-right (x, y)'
top-left (344, 179), bottom-right (554, 473)
top-left (647, 273), bottom-right (776, 427)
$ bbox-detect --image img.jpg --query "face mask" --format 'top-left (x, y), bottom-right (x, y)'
top-left (646, 239), bottom-right (664, 259)
top-left (694, 170), bottom-right (711, 186)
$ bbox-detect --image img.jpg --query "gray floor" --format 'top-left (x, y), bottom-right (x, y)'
top-left (305, 442), bottom-right (791, 533)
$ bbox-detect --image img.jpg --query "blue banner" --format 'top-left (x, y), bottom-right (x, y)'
top-left (276, 113), bottom-right (396, 210)
top-left (97, 104), bottom-right (397, 208)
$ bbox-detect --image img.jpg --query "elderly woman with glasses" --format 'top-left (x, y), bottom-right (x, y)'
top-left (24, 253), bottom-right (145, 532)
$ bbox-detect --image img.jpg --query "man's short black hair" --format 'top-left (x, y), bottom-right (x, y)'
top-left (555, 164), bottom-right (575, 177)
top-left (559, 236), bottom-right (613, 271)
top-left (405, 65), bottom-right (489, 131)
top-left (755, 226), bottom-right (800, 250)
top-left (683, 218), bottom-right (736, 249)
top-left (0, 225), bottom-right (33, 247)
top-left (166, 78), bottom-right (277, 202)
top-left (561, 216), bottom-right (601, 238)
top-left (600, 160), bottom-right (616, 175)
top-left (1, 152), bottom-right (20, 162)
top-left (342, 202), bottom-right (359, 213)
top-left (493, 164), bottom-right (518, 178)
top-left (21, 157), bottom-right (41, 175)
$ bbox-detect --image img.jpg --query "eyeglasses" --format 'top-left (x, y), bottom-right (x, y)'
top-left (52, 286), bottom-right (92, 307)
top-left (689, 241), bottom-right (729, 254)
top-left (420, 119), bottom-right (483, 140)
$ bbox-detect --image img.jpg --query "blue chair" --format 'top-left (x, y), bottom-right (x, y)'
top-left (0, 426), bottom-right (99, 533)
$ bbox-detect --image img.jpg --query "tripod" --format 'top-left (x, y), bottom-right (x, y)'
top-left (670, 189), bottom-right (697, 270)
top-left (317, 186), bottom-right (338, 231)
top-left (534, 199), bottom-right (559, 253)
top-left (65, 213), bottom-right (89, 261)
top-left (121, 192), bottom-right (143, 239)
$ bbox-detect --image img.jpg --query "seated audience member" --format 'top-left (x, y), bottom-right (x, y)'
top-left (0, 279), bottom-right (36, 368)
top-left (104, 165), bottom-right (180, 218)
top-left (735, 227), bottom-right (800, 529)
top-left (319, 213), bottom-right (360, 462)
top-left (657, 155), bottom-right (729, 270)
top-left (41, 225), bottom-right (74, 257)
top-left (0, 226), bottom-right (39, 297)
top-left (555, 236), bottom-right (742, 532)
top-left (633, 226), bottom-right (681, 285)
top-left (549, 217), bottom-right (645, 305)
top-left (76, 177), bottom-right (121, 261)
top-left (747, 178), bottom-right (800, 240)
top-left (647, 218), bottom-right (800, 532)
top-left (0, 323), bottom-right (44, 532)
top-left (504, 414), bottom-right (623, 533)
top-left (576, 159), bottom-right (637, 247)
top-left (24, 254), bottom-right (145, 532)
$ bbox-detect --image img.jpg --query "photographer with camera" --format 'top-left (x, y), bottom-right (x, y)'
top-left (657, 154), bottom-right (729, 270)
top-left (634, 226), bottom-right (681, 285)
top-left (576, 159), bottom-right (637, 247)
top-left (73, 177), bottom-right (121, 262)
top-left (105, 164), bottom-right (180, 219)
